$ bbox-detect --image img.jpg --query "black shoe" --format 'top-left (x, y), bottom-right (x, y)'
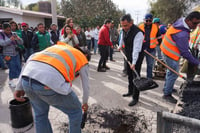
top-left (122, 92), bottom-right (132, 97)
top-left (172, 89), bottom-right (177, 93)
top-left (110, 59), bottom-right (116, 62)
top-left (121, 73), bottom-right (127, 77)
top-left (128, 100), bottom-right (138, 106)
top-left (103, 65), bottom-right (110, 70)
top-left (162, 94), bottom-right (177, 104)
top-left (97, 68), bottom-right (106, 72)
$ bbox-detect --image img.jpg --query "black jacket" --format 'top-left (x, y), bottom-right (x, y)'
top-left (22, 30), bottom-right (33, 49)
top-left (50, 30), bottom-right (60, 44)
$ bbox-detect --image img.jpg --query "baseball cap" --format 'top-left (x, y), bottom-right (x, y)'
top-left (21, 22), bottom-right (27, 27)
top-left (153, 18), bottom-right (160, 23)
top-left (145, 13), bottom-right (153, 19)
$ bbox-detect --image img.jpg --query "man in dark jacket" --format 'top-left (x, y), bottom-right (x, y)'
top-left (21, 22), bottom-right (33, 61)
top-left (50, 23), bottom-right (60, 44)
top-left (97, 19), bottom-right (113, 72)
top-left (119, 14), bottom-right (144, 106)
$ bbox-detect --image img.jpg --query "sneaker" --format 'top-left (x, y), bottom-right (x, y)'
top-left (9, 80), bottom-right (16, 88)
top-left (162, 94), bottom-right (177, 104)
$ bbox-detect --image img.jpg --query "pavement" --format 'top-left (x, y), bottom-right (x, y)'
top-left (0, 50), bottom-right (187, 133)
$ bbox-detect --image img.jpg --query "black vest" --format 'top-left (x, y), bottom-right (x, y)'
top-left (50, 30), bottom-right (59, 44)
top-left (123, 24), bottom-right (143, 62)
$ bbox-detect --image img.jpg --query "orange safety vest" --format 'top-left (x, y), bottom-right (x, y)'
top-left (31, 42), bottom-right (88, 85)
top-left (139, 23), bottom-right (159, 48)
top-left (160, 26), bottom-right (182, 61)
top-left (189, 26), bottom-right (200, 49)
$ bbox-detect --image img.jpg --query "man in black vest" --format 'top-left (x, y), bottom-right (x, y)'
top-left (118, 14), bottom-right (144, 106)
top-left (50, 23), bottom-right (60, 44)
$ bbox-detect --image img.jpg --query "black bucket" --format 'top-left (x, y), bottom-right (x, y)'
top-left (9, 97), bottom-right (33, 128)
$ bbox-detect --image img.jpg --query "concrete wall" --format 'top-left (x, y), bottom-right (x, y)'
top-left (0, 12), bottom-right (23, 23)
top-left (0, 11), bottom-right (44, 28)
top-left (22, 16), bottom-right (44, 28)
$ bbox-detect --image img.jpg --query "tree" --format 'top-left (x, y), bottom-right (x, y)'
top-left (60, 0), bottom-right (125, 28)
top-left (149, 0), bottom-right (199, 24)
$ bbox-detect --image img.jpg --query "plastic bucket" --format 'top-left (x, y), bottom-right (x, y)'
top-left (9, 97), bottom-right (33, 128)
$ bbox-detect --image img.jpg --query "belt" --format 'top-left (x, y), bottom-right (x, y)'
top-left (22, 76), bottom-right (44, 86)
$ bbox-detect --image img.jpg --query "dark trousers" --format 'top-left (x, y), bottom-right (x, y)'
top-left (98, 45), bottom-right (109, 69)
top-left (127, 51), bottom-right (144, 101)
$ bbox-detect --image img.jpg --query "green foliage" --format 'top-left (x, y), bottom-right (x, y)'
top-left (149, 0), bottom-right (199, 24)
top-left (60, 0), bottom-right (125, 28)
top-left (25, 3), bottom-right (39, 11)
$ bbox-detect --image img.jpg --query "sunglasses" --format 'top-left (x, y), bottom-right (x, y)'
top-left (191, 21), bottom-right (199, 26)
top-left (22, 26), bottom-right (27, 27)
top-left (146, 20), bottom-right (152, 22)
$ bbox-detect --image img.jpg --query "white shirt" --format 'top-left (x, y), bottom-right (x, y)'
top-left (93, 28), bottom-right (99, 40)
top-left (119, 31), bottom-right (144, 65)
top-left (85, 30), bottom-right (93, 40)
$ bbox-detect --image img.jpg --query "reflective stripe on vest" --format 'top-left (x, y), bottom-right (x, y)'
top-left (31, 44), bottom-right (88, 85)
top-left (189, 26), bottom-right (200, 48)
top-left (139, 23), bottom-right (159, 48)
top-left (160, 26), bottom-right (181, 61)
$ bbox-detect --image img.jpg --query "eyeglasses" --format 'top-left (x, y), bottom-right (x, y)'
top-left (146, 20), bottom-right (152, 22)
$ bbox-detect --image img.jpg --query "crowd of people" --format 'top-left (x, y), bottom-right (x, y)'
top-left (0, 11), bottom-right (199, 133)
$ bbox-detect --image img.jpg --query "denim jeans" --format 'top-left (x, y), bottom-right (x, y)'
top-left (163, 54), bottom-right (179, 95)
top-left (86, 40), bottom-right (91, 51)
top-left (0, 54), bottom-right (6, 68)
top-left (21, 78), bottom-right (82, 133)
top-left (6, 54), bottom-right (21, 79)
top-left (156, 45), bottom-right (163, 60)
top-left (24, 48), bottom-right (34, 62)
top-left (94, 39), bottom-right (98, 54)
top-left (145, 49), bottom-right (156, 78)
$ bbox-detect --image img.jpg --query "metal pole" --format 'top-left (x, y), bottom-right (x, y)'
top-left (51, 0), bottom-right (57, 25)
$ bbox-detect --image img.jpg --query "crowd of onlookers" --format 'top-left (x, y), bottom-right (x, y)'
top-left (0, 17), bottom-right (120, 88)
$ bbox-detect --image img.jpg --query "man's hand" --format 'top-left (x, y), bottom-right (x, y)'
top-left (130, 64), bottom-right (135, 70)
top-left (14, 90), bottom-right (26, 102)
top-left (82, 103), bottom-right (88, 112)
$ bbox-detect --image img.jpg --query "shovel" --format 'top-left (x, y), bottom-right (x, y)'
top-left (144, 50), bottom-right (187, 81)
top-left (118, 48), bottom-right (159, 91)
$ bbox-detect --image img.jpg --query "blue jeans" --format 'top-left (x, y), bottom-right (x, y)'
top-left (156, 45), bottom-right (162, 60)
top-left (94, 39), bottom-right (98, 54)
top-left (163, 54), bottom-right (179, 95)
top-left (21, 78), bottom-right (82, 133)
top-left (145, 49), bottom-right (156, 78)
top-left (86, 40), bottom-right (91, 51)
top-left (24, 48), bottom-right (34, 62)
top-left (6, 54), bottom-right (21, 79)
top-left (0, 54), bottom-right (6, 68)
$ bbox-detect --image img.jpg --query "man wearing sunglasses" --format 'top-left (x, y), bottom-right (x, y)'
top-left (139, 13), bottom-right (162, 79)
top-left (160, 11), bottom-right (200, 104)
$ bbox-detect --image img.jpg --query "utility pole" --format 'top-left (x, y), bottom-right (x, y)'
top-left (135, 10), bottom-right (140, 24)
top-left (51, 0), bottom-right (57, 25)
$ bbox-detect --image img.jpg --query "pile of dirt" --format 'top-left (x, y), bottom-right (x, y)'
top-left (177, 81), bottom-right (200, 120)
top-left (58, 104), bottom-right (153, 133)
